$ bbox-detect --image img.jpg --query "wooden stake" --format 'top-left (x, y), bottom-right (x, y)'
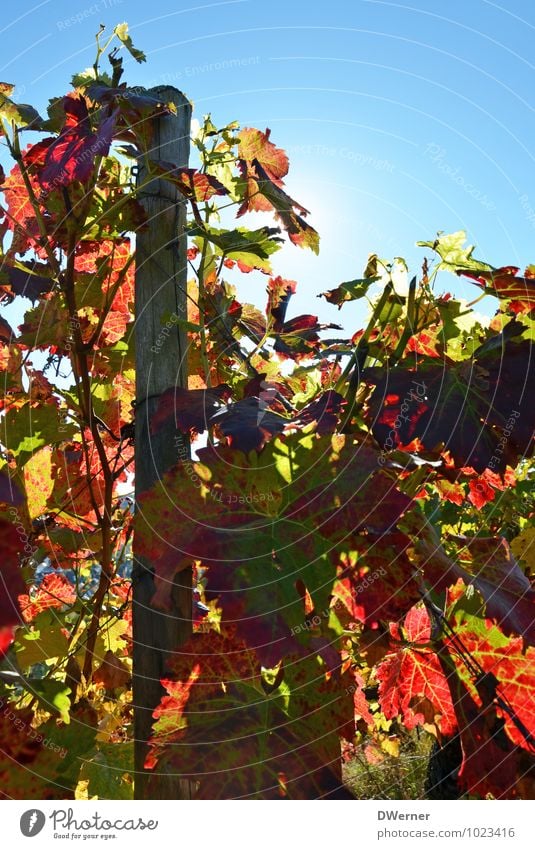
top-left (132, 86), bottom-right (192, 799)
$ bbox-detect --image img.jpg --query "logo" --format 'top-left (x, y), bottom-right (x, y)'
top-left (20, 810), bottom-right (46, 838)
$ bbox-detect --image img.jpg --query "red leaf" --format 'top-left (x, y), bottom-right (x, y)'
top-left (267, 276), bottom-right (297, 329)
top-left (153, 163), bottom-right (228, 201)
top-left (39, 94), bottom-right (116, 191)
top-left (435, 478), bottom-right (465, 506)
top-left (376, 606), bottom-right (457, 735)
top-left (18, 572), bottom-right (76, 624)
top-left (351, 671), bottom-right (374, 725)
top-left (447, 620), bottom-right (535, 751)
top-left (468, 477), bottom-right (496, 509)
top-left (0, 626), bottom-right (16, 659)
top-left (238, 128), bottom-right (289, 183)
top-left (1, 161), bottom-right (43, 256)
top-left (438, 634), bottom-right (535, 798)
top-left (459, 266), bottom-right (535, 313)
top-left (74, 239), bottom-right (134, 346)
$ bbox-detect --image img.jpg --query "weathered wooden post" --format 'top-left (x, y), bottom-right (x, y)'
top-left (132, 86), bottom-right (192, 799)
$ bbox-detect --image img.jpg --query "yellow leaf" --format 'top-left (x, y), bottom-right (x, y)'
top-left (24, 447), bottom-right (53, 519)
top-left (510, 526), bottom-right (535, 571)
top-left (381, 735), bottom-right (400, 758)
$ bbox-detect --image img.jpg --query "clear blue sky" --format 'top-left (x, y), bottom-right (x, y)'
top-left (2, 0), bottom-right (535, 325)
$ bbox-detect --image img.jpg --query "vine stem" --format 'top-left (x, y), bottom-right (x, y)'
top-left (335, 281), bottom-right (393, 400)
top-left (59, 225), bottom-right (116, 680)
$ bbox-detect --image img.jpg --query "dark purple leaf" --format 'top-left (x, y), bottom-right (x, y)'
top-left (150, 385), bottom-right (232, 435)
top-left (0, 471), bottom-right (24, 506)
top-left (3, 262), bottom-right (54, 302)
top-left (292, 391), bottom-right (346, 435)
top-left (211, 396), bottom-right (287, 452)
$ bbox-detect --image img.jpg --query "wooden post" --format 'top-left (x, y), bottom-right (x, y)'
top-left (132, 86), bottom-right (192, 799)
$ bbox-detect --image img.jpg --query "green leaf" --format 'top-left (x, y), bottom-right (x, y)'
top-left (16, 621), bottom-right (70, 669)
top-left (39, 702), bottom-right (99, 790)
top-left (320, 277), bottom-right (379, 308)
top-left (0, 86), bottom-right (41, 129)
top-left (114, 23), bottom-right (146, 64)
top-left (1, 401), bottom-right (75, 466)
top-left (190, 224), bottom-right (283, 272)
top-left (417, 231), bottom-right (492, 275)
top-left (28, 679), bottom-right (71, 723)
top-left (78, 742), bottom-right (133, 799)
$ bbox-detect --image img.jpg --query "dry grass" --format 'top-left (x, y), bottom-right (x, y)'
top-left (343, 731), bottom-right (435, 800)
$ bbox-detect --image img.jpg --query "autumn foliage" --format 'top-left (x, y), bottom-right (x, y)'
top-left (0, 26), bottom-right (534, 800)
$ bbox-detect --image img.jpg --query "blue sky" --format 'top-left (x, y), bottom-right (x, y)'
top-left (2, 0), bottom-right (535, 325)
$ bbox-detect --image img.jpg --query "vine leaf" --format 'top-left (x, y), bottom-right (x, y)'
top-left (410, 515), bottom-right (535, 645)
top-left (0, 261), bottom-right (54, 302)
top-left (247, 159), bottom-right (320, 253)
top-left (236, 128), bottom-right (319, 252)
top-left (189, 224), bottom-right (283, 273)
top-left (151, 162), bottom-right (229, 201)
top-left (1, 160), bottom-right (45, 256)
top-left (150, 384), bottom-right (231, 436)
top-left (376, 605), bottom-right (457, 735)
top-left (0, 520), bottom-right (28, 632)
top-left (0, 85), bottom-right (41, 129)
top-left (417, 231), bottom-right (492, 275)
top-left (320, 277), bottom-right (379, 308)
top-left (135, 434), bottom-right (414, 661)
top-left (365, 339), bottom-right (534, 472)
top-left (18, 572), bottom-right (76, 623)
top-left (113, 23), bottom-right (146, 64)
top-left (0, 470), bottom-right (23, 505)
top-left (238, 127), bottom-right (289, 184)
top-left (292, 391), bottom-right (346, 435)
top-left (93, 650), bottom-right (130, 691)
top-left (453, 536), bottom-right (535, 645)
top-left (437, 613), bottom-right (535, 798)
top-left (273, 315), bottom-right (343, 360)
top-left (267, 275), bottom-right (297, 328)
top-left (39, 94), bottom-right (116, 191)
top-left (0, 708), bottom-right (66, 799)
top-left (333, 531), bottom-right (420, 626)
top-left (74, 239), bottom-right (135, 346)
top-left (146, 629), bottom-right (349, 799)
top-left (459, 265), bottom-right (535, 313)
top-left (151, 384), bottom-right (349, 451)
top-left (210, 396), bottom-right (287, 452)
